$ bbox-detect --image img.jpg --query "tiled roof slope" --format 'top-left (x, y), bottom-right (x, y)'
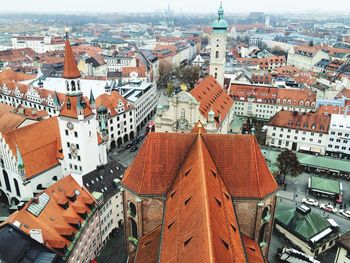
top-left (96, 91), bottom-right (130, 117)
top-left (202, 134), bottom-right (278, 199)
top-left (59, 95), bottom-right (94, 119)
top-left (4, 175), bottom-right (95, 254)
top-left (242, 234), bottom-right (265, 263)
top-left (159, 135), bottom-right (246, 262)
top-left (2, 117), bottom-right (61, 178)
top-left (268, 110), bottom-right (330, 134)
top-left (122, 133), bottom-right (277, 199)
top-left (134, 225), bottom-right (162, 263)
top-left (190, 75), bottom-right (233, 127)
top-left (122, 133), bottom-right (197, 195)
top-left (62, 37), bottom-right (81, 79)
top-left (0, 68), bottom-right (36, 82)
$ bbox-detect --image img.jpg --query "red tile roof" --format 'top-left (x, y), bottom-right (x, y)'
top-left (159, 134), bottom-right (246, 262)
top-left (4, 175), bottom-right (95, 254)
top-left (96, 91), bottom-right (130, 117)
top-left (63, 37), bottom-right (81, 79)
top-left (122, 67), bottom-right (146, 78)
top-left (122, 133), bottom-right (197, 195)
top-left (59, 95), bottom-right (94, 119)
top-left (0, 68), bottom-right (36, 82)
top-left (242, 234), bottom-right (265, 263)
top-left (230, 84), bottom-right (316, 107)
top-left (134, 225), bottom-right (162, 263)
top-left (191, 120), bottom-right (207, 134)
top-left (190, 75), bottom-right (233, 127)
top-left (317, 105), bottom-right (350, 116)
top-left (268, 110), bottom-right (331, 134)
top-left (2, 117), bottom-right (61, 178)
top-left (122, 133), bottom-right (277, 199)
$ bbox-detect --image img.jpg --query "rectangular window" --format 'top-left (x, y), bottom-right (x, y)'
top-left (65, 130), bottom-right (69, 136)
top-left (74, 131), bottom-right (78, 138)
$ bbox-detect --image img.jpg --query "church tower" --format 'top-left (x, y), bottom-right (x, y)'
top-left (58, 31), bottom-right (100, 185)
top-left (209, 2), bottom-right (228, 88)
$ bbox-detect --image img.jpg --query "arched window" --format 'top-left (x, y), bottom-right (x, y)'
top-left (259, 223), bottom-right (268, 244)
top-left (3, 170), bottom-right (11, 192)
top-left (215, 51), bottom-right (219, 58)
top-left (0, 159), bottom-right (4, 168)
top-left (276, 99), bottom-right (280, 103)
top-left (299, 100), bottom-right (304, 106)
top-left (13, 178), bottom-right (20, 197)
top-left (129, 202), bottom-right (137, 217)
top-left (282, 99), bottom-right (287, 104)
top-left (262, 207), bottom-right (269, 220)
top-left (130, 218), bottom-right (138, 239)
top-left (71, 81), bottom-right (76, 92)
top-left (305, 101), bottom-right (310, 106)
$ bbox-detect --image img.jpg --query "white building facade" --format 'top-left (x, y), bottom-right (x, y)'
top-left (326, 112), bottom-right (350, 159)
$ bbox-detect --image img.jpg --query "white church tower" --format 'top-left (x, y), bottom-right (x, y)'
top-left (209, 2), bottom-right (228, 88)
top-left (58, 31), bottom-right (101, 185)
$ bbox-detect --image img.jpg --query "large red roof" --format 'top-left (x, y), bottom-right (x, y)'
top-left (190, 75), bottom-right (233, 127)
top-left (122, 133), bottom-right (277, 199)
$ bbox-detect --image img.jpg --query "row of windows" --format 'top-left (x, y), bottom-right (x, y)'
top-left (330, 132), bottom-right (349, 137)
top-left (328, 145), bottom-right (350, 150)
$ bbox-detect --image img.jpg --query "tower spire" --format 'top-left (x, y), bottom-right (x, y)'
top-left (89, 89), bottom-right (95, 108)
top-left (63, 31), bottom-right (81, 80)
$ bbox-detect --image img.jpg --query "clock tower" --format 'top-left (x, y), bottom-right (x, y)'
top-left (58, 31), bottom-right (101, 185)
top-left (209, 2), bottom-right (228, 88)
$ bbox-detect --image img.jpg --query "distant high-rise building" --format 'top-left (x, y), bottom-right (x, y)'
top-left (265, 16), bottom-right (270, 28)
top-left (209, 3), bottom-right (228, 88)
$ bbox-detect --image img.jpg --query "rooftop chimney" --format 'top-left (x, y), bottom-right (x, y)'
top-left (29, 229), bottom-right (44, 244)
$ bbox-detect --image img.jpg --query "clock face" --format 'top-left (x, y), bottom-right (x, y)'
top-left (67, 122), bottom-right (74, 130)
top-left (216, 38), bottom-right (220, 43)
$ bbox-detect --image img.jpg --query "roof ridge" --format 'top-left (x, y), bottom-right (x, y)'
top-left (196, 135), bottom-right (215, 262)
top-left (252, 136), bottom-right (262, 199)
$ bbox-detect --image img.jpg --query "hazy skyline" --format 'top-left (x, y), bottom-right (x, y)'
top-left (1, 0), bottom-right (350, 14)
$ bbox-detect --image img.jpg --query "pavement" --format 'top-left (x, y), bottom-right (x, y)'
top-left (98, 226), bottom-right (127, 263)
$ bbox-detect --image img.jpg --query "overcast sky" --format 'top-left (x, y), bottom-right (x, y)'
top-left (0, 0), bottom-right (349, 13)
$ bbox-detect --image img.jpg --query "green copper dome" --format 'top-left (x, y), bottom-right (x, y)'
top-left (212, 3), bottom-right (228, 31)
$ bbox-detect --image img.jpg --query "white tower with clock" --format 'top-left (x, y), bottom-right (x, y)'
top-left (58, 32), bottom-right (101, 185)
top-left (209, 3), bottom-right (228, 88)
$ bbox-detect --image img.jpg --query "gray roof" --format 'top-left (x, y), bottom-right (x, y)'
top-left (0, 224), bottom-right (63, 263)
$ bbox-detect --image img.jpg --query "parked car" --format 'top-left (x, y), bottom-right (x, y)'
top-left (130, 146), bottom-right (138, 152)
top-left (320, 204), bottom-right (337, 213)
top-left (131, 140), bottom-right (138, 146)
top-left (302, 198), bottom-right (319, 207)
top-left (339, 210), bottom-right (350, 218)
top-left (126, 144), bottom-right (132, 149)
top-left (336, 194), bottom-right (343, 204)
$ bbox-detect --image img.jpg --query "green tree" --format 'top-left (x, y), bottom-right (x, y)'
top-left (276, 149), bottom-right (302, 184)
top-left (157, 61), bottom-right (172, 89)
top-left (175, 65), bottom-right (200, 89)
top-left (166, 82), bottom-right (174, 97)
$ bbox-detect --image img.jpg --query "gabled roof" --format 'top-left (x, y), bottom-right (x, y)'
top-left (95, 91), bottom-right (130, 117)
top-left (134, 225), bottom-right (162, 263)
top-left (191, 120), bottom-right (206, 134)
top-left (190, 75), bottom-right (233, 127)
top-left (122, 133), bottom-right (277, 199)
top-left (159, 134), bottom-right (246, 262)
top-left (62, 37), bottom-right (81, 79)
top-left (59, 95), bottom-right (94, 119)
top-left (242, 235), bottom-right (265, 263)
top-left (2, 117), bottom-right (61, 178)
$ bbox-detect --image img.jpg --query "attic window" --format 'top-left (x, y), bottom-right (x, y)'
top-left (230, 224), bottom-right (236, 233)
top-left (184, 236), bottom-right (193, 247)
top-left (215, 197), bottom-right (222, 207)
top-left (144, 241), bottom-right (152, 247)
top-left (221, 239), bottom-right (229, 250)
top-left (211, 169), bottom-right (217, 178)
top-left (224, 192), bottom-right (230, 200)
top-left (184, 169), bottom-right (191, 177)
top-left (184, 196), bottom-right (192, 206)
top-left (170, 190), bottom-right (176, 198)
top-left (168, 221), bottom-right (175, 230)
